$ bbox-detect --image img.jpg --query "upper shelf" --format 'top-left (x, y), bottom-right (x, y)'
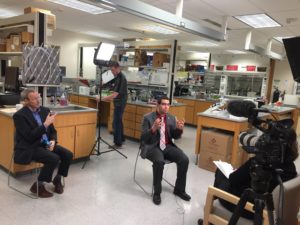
top-left (0, 52), bottom-right (23, 56)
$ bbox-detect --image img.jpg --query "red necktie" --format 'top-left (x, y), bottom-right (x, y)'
top-left (160, 117), bottom-right (166, 150)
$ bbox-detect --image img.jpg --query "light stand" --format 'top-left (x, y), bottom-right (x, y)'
top-left (82, 43), bottom-right (127, 169)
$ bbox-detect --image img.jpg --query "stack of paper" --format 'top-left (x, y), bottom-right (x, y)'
top-left (213, 160), bottom-right (234, 179)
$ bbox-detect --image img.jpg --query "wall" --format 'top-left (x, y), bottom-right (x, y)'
top-left (47, 29), bottom-right (100, 78)
top-left (272, 59), bottom-right (295, 94)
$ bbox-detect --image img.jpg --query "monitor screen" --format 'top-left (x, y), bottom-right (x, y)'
top-left (5, 66), bottom-right (19, 93)
top-left (283, 37), bottom-right (300, 82)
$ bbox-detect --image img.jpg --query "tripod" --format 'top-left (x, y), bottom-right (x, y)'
top-left (82, 66), bottom-right (127, 169)
top-left (228, 161), bottom-right (283, 225)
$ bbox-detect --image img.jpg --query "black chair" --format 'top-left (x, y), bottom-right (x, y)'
top-left (133, 146), bottom-right (174, 196)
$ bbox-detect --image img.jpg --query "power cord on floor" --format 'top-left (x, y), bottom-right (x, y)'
top-left (164, 165), bottom-right (186, 225)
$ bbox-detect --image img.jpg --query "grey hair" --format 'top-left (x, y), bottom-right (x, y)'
top-left (20, 89), bottom-right (35, 101)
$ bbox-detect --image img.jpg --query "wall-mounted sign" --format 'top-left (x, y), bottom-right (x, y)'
top-left (226, 65), bottom-right (238, 71)
top-left (246, 65), bottom-right (256, 71)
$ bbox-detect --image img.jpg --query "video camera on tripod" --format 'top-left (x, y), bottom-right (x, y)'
top-left (226, 100), bottom-right (295, 225)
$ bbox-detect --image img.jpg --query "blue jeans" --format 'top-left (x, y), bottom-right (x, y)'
top-left (113, 103), bottom-right (126, 145)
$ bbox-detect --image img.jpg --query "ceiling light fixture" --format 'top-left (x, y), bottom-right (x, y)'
top-left (48, 0), bottom-right (111, 14)
top-left (234, 13), bottom-right (281, 28)
top-left (226, 50), bottom-right (246, 54)
top-left (189, 40), bottom-right (218, 47)
top-left (142, 25), bottom-right (179, 35)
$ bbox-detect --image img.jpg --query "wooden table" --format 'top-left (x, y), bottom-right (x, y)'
top-left (195, 113), bottom-right (250, 167)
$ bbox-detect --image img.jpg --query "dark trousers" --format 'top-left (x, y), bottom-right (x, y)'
top-left (214, 169), bottom-right (254, 220)
top-left (146, 144), bottom-right (189, 194)
top-left (113, 103), bottom-right (126, 145)
top-left (31, 145), bottom-right (73, 183)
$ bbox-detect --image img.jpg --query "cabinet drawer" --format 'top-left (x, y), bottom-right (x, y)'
top-left (124, 128), bottom-right (134, 137)
top-left (125, 104), bottom-right (136, 113)
top-left (135, 114), bottom-right (144, 123)
top-left (123, 120), bottom-right (136, 129)
top-left (183, 99), bottom-right (195, 107)
top-left (123, 112), bottom-right (136, 121)
top-left (136, 106), bottom-right (154, 115)
top-left (78, 96), bottom-right (89, 104)
top-left (134, 130), bottom-right (141, 139)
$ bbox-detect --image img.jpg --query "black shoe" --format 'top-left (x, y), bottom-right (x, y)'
top-left (153, 193), bottom-right (161, 205)
top-left (173, 190), bottom-right (191, 201)
top-left (108, 144), bottom-right (122, 149)
top-left (197, 219), bottom-right (203, 225)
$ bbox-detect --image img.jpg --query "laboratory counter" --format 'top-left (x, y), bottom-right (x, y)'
top-left (0, 105), bottom-right (97, 174)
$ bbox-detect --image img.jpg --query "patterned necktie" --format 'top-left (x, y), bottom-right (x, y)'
top-left (160, 117), bottom-right (166, 150)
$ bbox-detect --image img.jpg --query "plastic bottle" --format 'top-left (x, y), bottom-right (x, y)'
top-left (60, 93), bottom-right (67, 106)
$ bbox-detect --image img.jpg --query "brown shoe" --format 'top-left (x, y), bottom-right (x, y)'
top-left (53, 178), bottom-right (64, 194)
top-left (30, 182), bottom-right (53, 198)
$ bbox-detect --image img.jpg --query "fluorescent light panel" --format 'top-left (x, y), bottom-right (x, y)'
top-left (142, 25), bottom-right (179, 35)
top-left (234, 13), bottom-right (281, 28)
top-left (226, 50), bottom-right (246, 54)
top-left (190, 40), bottom-right (218, 47)
top-left (96, 43), bottom-right (115, 61)
top-left (48, 0), bottom-right (111, 14)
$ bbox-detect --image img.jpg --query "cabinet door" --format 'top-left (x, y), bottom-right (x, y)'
top-left (75, 124), bottom-right (96, 159)
top-left (56, 126), bottom-right (75, 158)
top-left (185, 106), bottom-right (194, 124)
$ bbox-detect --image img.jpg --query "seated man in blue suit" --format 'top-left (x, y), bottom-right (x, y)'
top-left (13, 89), bottom-right (73, 198)
top-left (140, 96), bottom-right (191, 205)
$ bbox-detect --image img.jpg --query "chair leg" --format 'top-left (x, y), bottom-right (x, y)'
top-left (7, 157), bottom-right (39, 199)
top-left (133, 149), bottom-right (153, 197)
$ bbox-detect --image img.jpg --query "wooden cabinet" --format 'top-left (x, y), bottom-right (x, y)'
top-left (175, 98), bottom-right (214, 125)
top-left (108, 102), bottom-right (185, 140)
top-left (56, 126), bottom-right (75, 158)
top-left (75, 124), bottom-right (96, 158)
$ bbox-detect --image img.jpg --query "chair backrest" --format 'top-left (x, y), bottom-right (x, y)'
top-left (272, 174), bottom-right (300, 225)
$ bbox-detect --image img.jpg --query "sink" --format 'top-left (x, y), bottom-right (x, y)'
top-left (49, 105), bottom-right (90, 112)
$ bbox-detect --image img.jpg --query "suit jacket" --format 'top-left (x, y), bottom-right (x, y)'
top-left (140, 111), bottom-right (182, 159)
top-left (13, 106), bottom-right (57, 164)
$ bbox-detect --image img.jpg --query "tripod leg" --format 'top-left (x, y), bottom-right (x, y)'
top-left (229, 189), bottom-right (252, 225)
top-left (253, 199), bottom-right (264, 225)
top-left (99, 137), bottom-right (127, 158)
top-left (265, 193), bottom-right (276, 225)
top-left (82, 139), bottom-right (99, 169)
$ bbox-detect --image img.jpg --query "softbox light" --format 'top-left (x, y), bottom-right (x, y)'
top-left (93, 42), bottom-right (115, 66)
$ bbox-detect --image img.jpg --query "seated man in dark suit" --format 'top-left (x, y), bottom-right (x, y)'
top-left (140, 96), bottom-right (191, 205)
top-left (13, 89), bottom-right (73, 198)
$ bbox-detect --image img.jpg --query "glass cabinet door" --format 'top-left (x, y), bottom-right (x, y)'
top-left (226, 74), bottom-right (263, 97)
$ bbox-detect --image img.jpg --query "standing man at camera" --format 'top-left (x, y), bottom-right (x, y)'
top-left (97, 62), bottom-right (128, 149)
top-left (13, 89), bottom-right (73, 198)
top-left (140, 96), bottom-right (191, 205)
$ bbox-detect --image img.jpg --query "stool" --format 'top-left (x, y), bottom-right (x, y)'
top-left (7, 152), bottom-right (40, 199)
top-left (133, 147), bottom-right (174, 196)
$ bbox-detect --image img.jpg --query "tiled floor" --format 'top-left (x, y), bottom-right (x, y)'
top-left (0, 126), bottom-right (215, 225)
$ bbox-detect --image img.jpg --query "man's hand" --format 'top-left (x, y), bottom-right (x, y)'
top-left (48, 140), bottom-right (55, 151)
top-left (44, 113), bottom-right (56, 128)
top-left (176, 118), bottom-right (185, 130)
top-left (151, 118), bottom-right (162, 133)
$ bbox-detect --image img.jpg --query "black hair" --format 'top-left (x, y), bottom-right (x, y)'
top-left (157, 96), bottom-right (170, 104)
top-left (109, 61), bottom-right (120, 68)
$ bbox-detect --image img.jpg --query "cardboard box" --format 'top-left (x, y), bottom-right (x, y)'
top-left (0, 44), bottom-right (6, 52)
top-left (198, 151), bottom-right (231, 172)
top-left (200, 129), bottom-right (233, 156)
top-left (24, 6), bottom-right (51, 15)
top-left (24, 7), bottom-right (56, 29)
top-left (152, 52), bottom-right (169, 67)
top-left (21, 31), bottom-right (33, 43)
top-left (6, 37), bottom-right (21, 52)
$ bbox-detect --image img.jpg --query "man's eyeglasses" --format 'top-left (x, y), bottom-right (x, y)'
top-left (160, 103), bottom-right (170, 106)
